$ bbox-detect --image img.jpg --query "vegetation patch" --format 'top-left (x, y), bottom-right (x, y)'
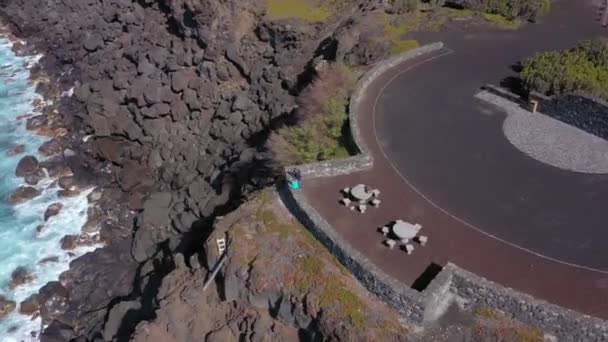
top-left (294, 255), bottom-right (366, 326)
top-left (482, 12), bottom-right (520, 29)
top-left (472, 307), bottom-right (545, 342)
top-left (265, 0), bottom-right (333, 22)
top-left (475, 306), bottom-right (499, 320)
top-left (390, 39), bottom-right (420, 54)
top-left (269, 63), bottom-right (356, 165)
top-left (520, 40), bottom-right (608, 100)
top-left (452, 0), bottom-right (551, 21)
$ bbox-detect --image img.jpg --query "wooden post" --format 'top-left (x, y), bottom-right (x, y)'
top-left (529, 99), bottom-right (539, 113)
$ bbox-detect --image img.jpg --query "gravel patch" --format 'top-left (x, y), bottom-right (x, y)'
top-left (476, 91), bottom-right (608, 174)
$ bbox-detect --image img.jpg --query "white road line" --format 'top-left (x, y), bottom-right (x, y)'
top-left (370, 48), bottom-right (608, 275)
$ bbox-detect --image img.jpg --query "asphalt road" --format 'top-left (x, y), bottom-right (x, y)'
top-left (375, 0), bottom-right (608, 271)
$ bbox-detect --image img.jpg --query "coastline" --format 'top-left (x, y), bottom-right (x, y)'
top-left (0, 29), bottom-right (105, 340)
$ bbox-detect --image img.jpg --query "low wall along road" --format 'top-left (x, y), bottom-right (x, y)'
top-left (282, 43), bottom-right (608, 341)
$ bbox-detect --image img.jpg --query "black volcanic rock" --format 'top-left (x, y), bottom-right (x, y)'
top-left (0, 296), bottom-right (16, 320)
top-left (15, 155), bottom-right (39, 177)
top-left (0, 0), bottom-right (373, 338)
top-left (25, 115), bottom-right (47, 131)
top-left (19, 294), bottom-right (40, 316)
top-left (24, 168), bottom-right (45, 186)
top-left (8, 186), bottom-right (41, 204)
top-left (9, 266), bottom-right (35, 289)
top-left (44, 202), bottom-right (63, 221)
top-left (38, 138), bottom-right (63, 157)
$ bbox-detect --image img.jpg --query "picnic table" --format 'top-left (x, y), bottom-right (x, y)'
top-left (351, 184), bottom-right (372, 201)
top-left (392, 220), bottom-right (421, 240)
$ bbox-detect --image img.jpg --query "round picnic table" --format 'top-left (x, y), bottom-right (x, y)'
top-left (351, 184), bottom-right (372, 201)
top-left (392, 221), bottom-right (419, 240)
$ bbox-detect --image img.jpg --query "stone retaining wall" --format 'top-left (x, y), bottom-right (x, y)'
top-left (281, 187), bottom-right (428, 323)
top-left (447, 264), bottom-right (608, 341)
top-left (283, 45), bottom-right (608, 340)
top-left (538, 94), bottom-right (608, 141)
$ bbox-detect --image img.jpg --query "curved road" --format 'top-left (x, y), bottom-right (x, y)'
top-left (375, 0), bottom-right (608, 271)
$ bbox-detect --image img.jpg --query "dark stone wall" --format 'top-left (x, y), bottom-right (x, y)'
top-left (540, 94), bottom-right (608, 140)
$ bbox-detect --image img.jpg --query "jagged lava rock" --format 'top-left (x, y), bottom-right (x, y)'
top-left (8, 186), bottom-right (41, 204)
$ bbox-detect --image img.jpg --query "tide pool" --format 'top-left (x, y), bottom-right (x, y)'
top-left (0, 38), bottom-right (98, 341)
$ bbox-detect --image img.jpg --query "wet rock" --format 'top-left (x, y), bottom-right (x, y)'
top-left (44, 202), bottom-right (63, 221)
top-left (0, 295), bottom-right (16, 320)
top-left (60, 235), bottom-right (78, 250)
top-left (19, 294), bottom-right (40, 316)
top-left (87, 188), bottom-right (103, 203)
top-left (15, 155), bottom-right (39, 177)
top-left (38, 281), bottom-right (69, 327)
top-left (35, 224), bottom-right (45, 235)
top-left (38, 138), bottom-right (63, 157)
top-left (58, 188), bottom-right (81, 198)
top-left (40, 159), bottom-right (72, 179)
top-left (7, 144), bottom-right (25, 156)
top-left (24, 168), bottom-right (45, 186)
top-left (38, 256), bottom-right (59, 265)
top-left (25, 115), bottom-right (47, 131)
top-left (82, 206), bottom-right (103, 234)
top-left (57, 176), bottom-right (75, 190)
top-left (8, 186), bottom-right (41, 204)
top-left (9, 266), bottom-right (35, 289)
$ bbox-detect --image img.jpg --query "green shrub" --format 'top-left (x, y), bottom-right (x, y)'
top-left (482, 12), bottom-right (519, 29)
top-left (390, 39), bottom-right (420, 54)
top-left (269, 64), bottom-right (354, 165)
top-left (520, 40), bottom-right (608, 100)
top-left (451, 0), bottom-right (551, 21)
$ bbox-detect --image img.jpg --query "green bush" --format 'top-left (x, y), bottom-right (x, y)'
top-left (269, 64), bottom-right (355, 165)
top-left (451, 0), bottom-right (551, 21)
top-left (520, 40), bottom-right (608, 100)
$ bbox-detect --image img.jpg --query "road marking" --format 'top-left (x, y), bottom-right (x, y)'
top-left (370, 48), bottom-right (608, 275)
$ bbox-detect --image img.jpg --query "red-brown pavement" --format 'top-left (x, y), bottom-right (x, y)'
top-left (299, 49), bottom-right (608, 319)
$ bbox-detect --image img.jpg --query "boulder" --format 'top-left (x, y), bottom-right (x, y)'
top-left (15, 155), bottom-right (39, 177)
top-left (38, 256), bottom-right (59, 265)
top-left (7, 144), bottom-right (25, 156)
top-left (57, 176), bottom-right (76, 190)
top-left (19, 294), bottom-right (40, 316)
top-left (44, 202), bottom-right (63, 221)
top-left (58, 188), bottom-right (81, 198)
top-left (232, 94), bottom-right (255, 111)
top-left (171, 70), bottom-right (190, 93)
top-left (24, 168), bottom-right (45, 186)
top-left (8, 186), bottom-right (41, 204)
top-left (60, 235), bottom-right (78, 250)
top-left (40, 159), bottom-right (72, 179)
top-left (84, 33), bottom-right (103, 52)
top-left (25, 115), bottom-right (47, 131)
top-left (82, 206), bottom-right (103, 234)
top-left (36, 224), bottom-right (45, 234)
top-left (0, 295), bottom-right (16, 320)
top-left (38, 139), bottom-right (63, 157)
top-left (9, 266), bottom-right (35, 289)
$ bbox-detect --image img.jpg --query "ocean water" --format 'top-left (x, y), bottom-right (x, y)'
top-left (0, 39), bottom-right (99, 341)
